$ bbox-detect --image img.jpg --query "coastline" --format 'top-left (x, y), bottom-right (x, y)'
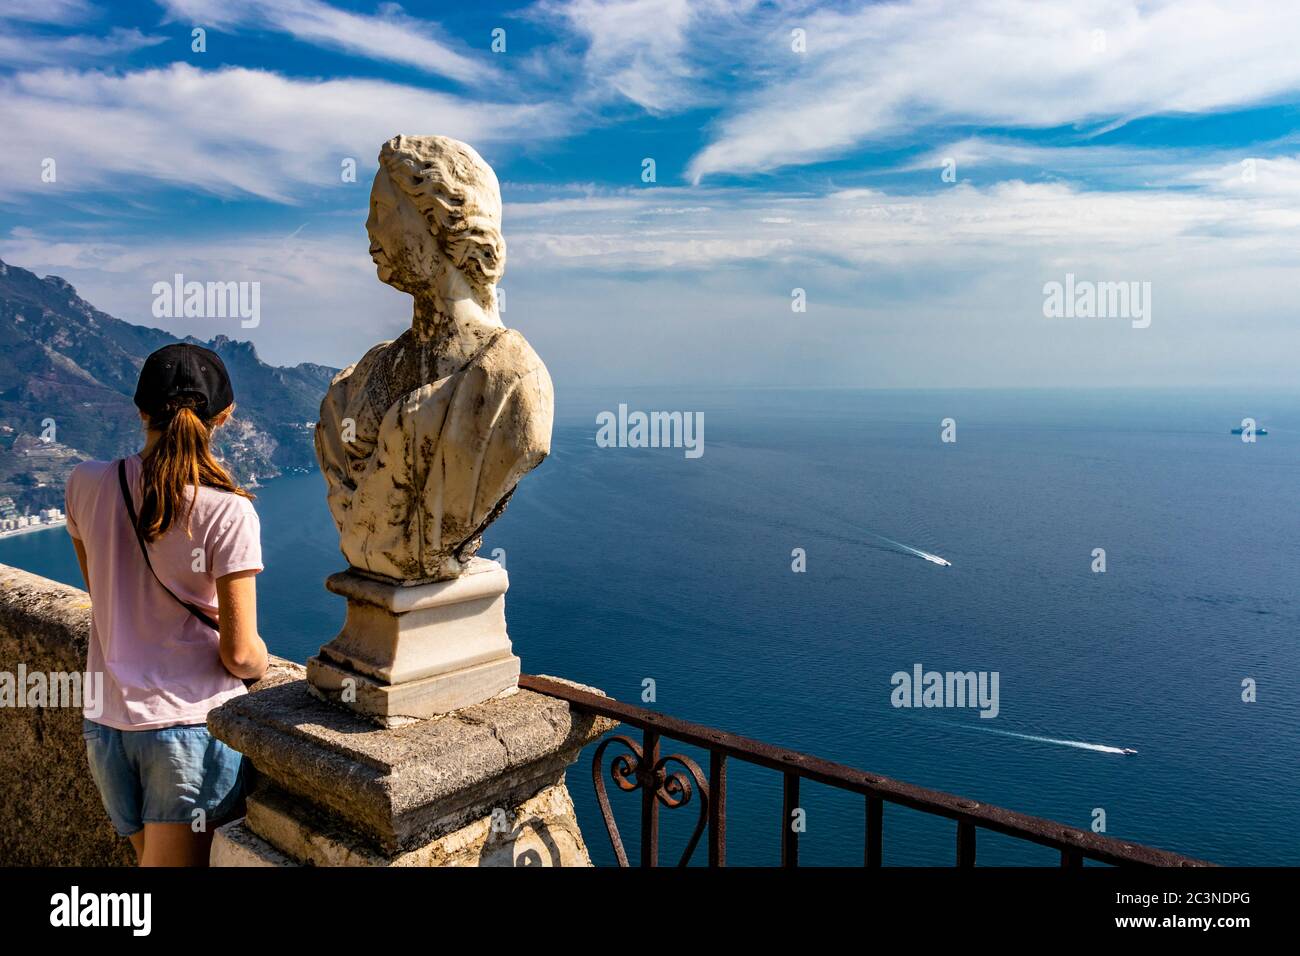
top-left (0, 519), bottom-right (67, 541)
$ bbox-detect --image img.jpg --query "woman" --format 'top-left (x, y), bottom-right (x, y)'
top-left (65, 343), bottom-right (269, 866)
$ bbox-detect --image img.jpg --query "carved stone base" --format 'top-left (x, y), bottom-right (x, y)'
top-left (211, 781), bottom-right (591, 867)
top-left (206, 672), bottom-right (616, 867)
top-left (306, 557), bottom-right (519, 724)
top-left (307, 653), bottom-right (519, 728)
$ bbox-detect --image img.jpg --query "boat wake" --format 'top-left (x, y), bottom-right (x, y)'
top-left (861, 531), bottom-right (952, 567)
top-left (958, 724), bottom-right (1135, 755)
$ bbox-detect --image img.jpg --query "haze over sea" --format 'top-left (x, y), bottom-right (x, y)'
top-left (7, 388), bottom-right (1297, 866)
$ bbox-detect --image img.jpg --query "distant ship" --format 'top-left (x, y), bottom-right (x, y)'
top-left (1120, 748), bottom-right (1138, 755)
top-left (1231, 425), bottom-right (1267, 436)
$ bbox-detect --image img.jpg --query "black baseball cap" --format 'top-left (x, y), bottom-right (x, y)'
top-left (134, 343), bottom-right (234, 420)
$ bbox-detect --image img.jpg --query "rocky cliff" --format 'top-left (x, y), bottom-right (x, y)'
top-left (0, 258), bottom-right (337, 511)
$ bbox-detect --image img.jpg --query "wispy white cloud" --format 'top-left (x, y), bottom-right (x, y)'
top-left (501, 172), bottom-right (1300, 387)
top-left (154, 0), bottom-right (497, 85)
top-left (0, 63), bottom-right (567, 201)
top-left (1181, 155), bottom-right (1300, 199)
top-left (0, 26), bottom-right (166, 66)
top-left (0, 0), bottom-right (165, 67)
top-left (898, 137), bottom-right (1300, 202)
top-left (901, 138), bottom-right (1176, 180)
top-left (503, 172), bottom-right (1300, 273)
top-left (0, 0), bottom-right (93, 25)
top-left (9, 161), bottom-right (1300, 387)
top-left (532, 0), bottom-right (761, 113)
top-left (686, 0), bottom-right (1300, 181)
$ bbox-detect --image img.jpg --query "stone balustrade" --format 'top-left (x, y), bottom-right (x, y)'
top-left (0, 561), bottom-right (612, 867)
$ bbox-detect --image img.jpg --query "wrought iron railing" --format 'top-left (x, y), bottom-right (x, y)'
top-left (520, 675), bottom-right (1212, 868)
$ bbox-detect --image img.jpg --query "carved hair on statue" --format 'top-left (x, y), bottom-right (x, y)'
top-left (138, 394), bottom-right (252, 542)
top-left (378, 134), bottom-right (506, 308)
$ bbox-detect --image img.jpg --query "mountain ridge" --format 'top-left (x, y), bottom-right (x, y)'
top-left (0, 258), bottom-right (338, 512)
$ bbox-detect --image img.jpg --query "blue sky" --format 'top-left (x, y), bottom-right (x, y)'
top-left (2, 0), bottom-right (1299, 388)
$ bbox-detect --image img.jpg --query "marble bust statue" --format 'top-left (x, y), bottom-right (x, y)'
top-left (315, 135), bottom-right (553, 584)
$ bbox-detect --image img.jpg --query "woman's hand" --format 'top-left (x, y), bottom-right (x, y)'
top-left (215, 569), bottom-right (268, 681)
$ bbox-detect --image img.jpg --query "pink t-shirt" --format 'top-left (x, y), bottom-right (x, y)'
top-left (65, 453), bottom-right (263, 729)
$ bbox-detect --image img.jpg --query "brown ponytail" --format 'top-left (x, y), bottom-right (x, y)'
top-left (138, 395), bottom-right (254, 541)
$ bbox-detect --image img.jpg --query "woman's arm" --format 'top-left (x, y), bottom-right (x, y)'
top-left (215, 569), bottom-right (269, 681)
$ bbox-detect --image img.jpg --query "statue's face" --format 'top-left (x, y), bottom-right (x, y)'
top-left (366, 169), bottom-right (438, 294)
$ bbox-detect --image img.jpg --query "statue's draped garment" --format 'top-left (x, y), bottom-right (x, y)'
top-left (316, 325), bottom-right (553, 582)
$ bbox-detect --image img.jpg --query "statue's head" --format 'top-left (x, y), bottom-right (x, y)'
top-left (367, 135), bottom-right (506, 312)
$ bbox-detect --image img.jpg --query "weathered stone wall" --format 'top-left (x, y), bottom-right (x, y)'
top-left (0, 562), bottom-right (131, 865)
top-left (0, 561), bottom-right (300, 866)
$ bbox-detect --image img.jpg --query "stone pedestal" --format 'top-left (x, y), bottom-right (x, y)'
top-left (306, 557), bottom-right (520, 726)
top-left (207, 668), bottom-right (615, 867)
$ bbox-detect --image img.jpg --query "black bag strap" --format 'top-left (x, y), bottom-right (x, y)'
top-left (117, 458), bottom-right (220, 632)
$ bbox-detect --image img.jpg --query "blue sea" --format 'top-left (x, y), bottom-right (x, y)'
top-left (7, 389), bottom-right (1298, 866)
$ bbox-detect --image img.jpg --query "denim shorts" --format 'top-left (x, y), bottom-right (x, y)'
top-left (82, 718), bottom-right (248, 837)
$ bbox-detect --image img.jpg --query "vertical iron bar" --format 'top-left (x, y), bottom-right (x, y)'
top-left (956, 820), bottom-right (976, 867)
top-left (781, 772), bottom-right (800, 867)
top-left (865, 795), bottom-right (883, 867)
top-left (640, 729), bottom-right (659, 868)
top-left (708, 751), bottom-right (727, 867)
